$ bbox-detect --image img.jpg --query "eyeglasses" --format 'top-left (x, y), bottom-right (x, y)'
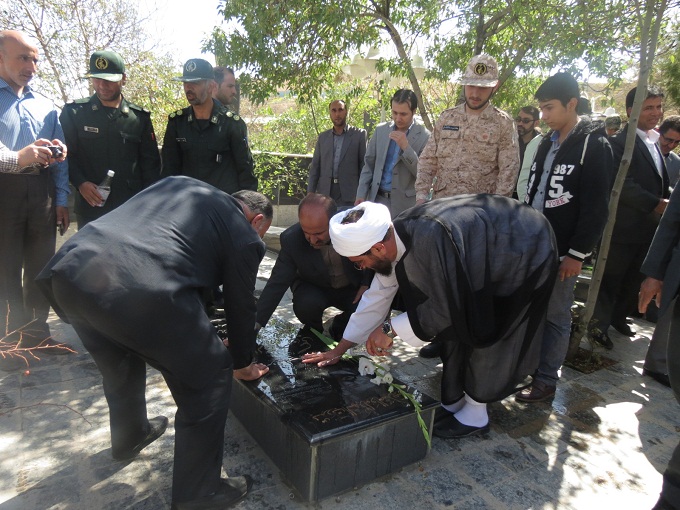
top-left (515, 117), bottom-right (536, 125)
top-left (661, 133), bottom-right (680, 145)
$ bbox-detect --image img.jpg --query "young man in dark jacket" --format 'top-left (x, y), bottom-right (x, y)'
top-left (517, 72), bottom-right (613, 402)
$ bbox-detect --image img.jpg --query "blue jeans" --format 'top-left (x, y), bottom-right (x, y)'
top-left (535, 273), bottom-right (577, 385)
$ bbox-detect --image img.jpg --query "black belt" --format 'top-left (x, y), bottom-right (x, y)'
top-left (377, 189), bottom-right (391, 198)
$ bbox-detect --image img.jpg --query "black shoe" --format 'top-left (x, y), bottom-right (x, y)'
top-left (433, 406), bottom-right (454, 424)
top-left (171, 475), bottom-right (253, 510)
top-left (112, 416), bottom-right (169, 461)
top-left (591, 331), bottom-right (613, 350)
top-left (643, 368), bottom-right (671, 388)
top-left (18, 336), bottom-right (75, 355)
top-left (515, 380), bottom-right (556, 403)
top-left (433, 415), bottom-right (489, 439)
top-left (419, 342), bottom-right (441, 358)
top-left (611, 321), bottom-right (635, 337)
top-left (0, 355), bottom-right (26, 372)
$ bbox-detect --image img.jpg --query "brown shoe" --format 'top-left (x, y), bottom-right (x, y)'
top-left (515, 380), bottom-right (556, 402)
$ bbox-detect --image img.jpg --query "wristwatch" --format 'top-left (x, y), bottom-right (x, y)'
top-left (382, 319), bottom-right (397, 339)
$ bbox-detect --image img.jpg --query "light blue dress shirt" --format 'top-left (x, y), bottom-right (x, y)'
top-left (0, 78), bottom-right (69, 206)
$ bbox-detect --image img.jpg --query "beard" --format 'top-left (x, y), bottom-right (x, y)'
top-left (372, 258), bottom-right (393, 277)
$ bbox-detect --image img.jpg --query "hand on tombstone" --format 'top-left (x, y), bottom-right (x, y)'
top-left (233, 362), bottom-right (269, 381)
top-left (302, 346), bottom-right (344, 367)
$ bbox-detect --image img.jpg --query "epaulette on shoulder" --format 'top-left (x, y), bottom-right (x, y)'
top-left (223, 109), bottom-right (243, 122)
top-left (168, 109), bottom-right (185, 119)
top-left (128, 102), bottom-right (150, 114)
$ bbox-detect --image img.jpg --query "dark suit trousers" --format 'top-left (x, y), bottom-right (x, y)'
top-left (660, 298), bottom-right (680, 506)
top-left (593, 241), bottom-right (648, 332)
top-left (291, 281), bottom-right (359, 332)
top-left (0, 173), bottom-right (55, 337)
top-left (645, 299), bottom-right (675, 375)
top-left (51, 275), bottom-right (232, 504)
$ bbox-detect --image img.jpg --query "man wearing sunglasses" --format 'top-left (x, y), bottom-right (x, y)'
top-left (516, 106), bottom-right (541, 166)
top-left (659, 116), bottom-right (680, 188)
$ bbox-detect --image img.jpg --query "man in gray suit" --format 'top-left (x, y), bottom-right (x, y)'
top-left (639, 185), bottom-right (680, 509)
top-left (355, 89), bottom-right (431, 218)
top-left (308, 100), bottom-right (367, 207)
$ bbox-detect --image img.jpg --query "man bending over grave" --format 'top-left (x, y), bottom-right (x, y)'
top-left (303, 197), bottom-right (557, 439)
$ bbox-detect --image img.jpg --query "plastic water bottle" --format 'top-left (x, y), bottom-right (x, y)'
top-left (96, 170), bottom-right (115, 207)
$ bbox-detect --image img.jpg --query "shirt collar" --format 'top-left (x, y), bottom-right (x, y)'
top-left (391, 119), bottom-right (415, 134)
top-left (637, 127), bottom-right (660, 143)
top-left (0, 77), bottom-right (34, 99)
top-left (394, 229), bottom-right (406, 263)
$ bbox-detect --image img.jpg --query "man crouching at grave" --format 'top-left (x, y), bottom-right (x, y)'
top-left (35, 176), bottom-right (271, 509)
top-left (256, 193), bottom-right (373, 338)
top-left (303, 197), bottom-right (558, 439)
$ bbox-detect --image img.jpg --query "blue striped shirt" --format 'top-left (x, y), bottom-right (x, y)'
top-left (0, 78), bottom-right (69, 206)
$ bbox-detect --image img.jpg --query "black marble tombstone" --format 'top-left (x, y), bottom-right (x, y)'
top-left (229, 319), bottom-right (438, 502)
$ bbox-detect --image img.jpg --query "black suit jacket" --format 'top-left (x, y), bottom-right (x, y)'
top-left (641, 185), bottom-right (680, 316)
top-left (256, 223), bottom-right (371, 326)
top-left (611, 126), bottom-right (669, 244)
top-left (36, 176), bottom-right (265, 386)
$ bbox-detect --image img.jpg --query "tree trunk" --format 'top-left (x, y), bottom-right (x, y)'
top-left (567, 0), bottom-right (668, 361)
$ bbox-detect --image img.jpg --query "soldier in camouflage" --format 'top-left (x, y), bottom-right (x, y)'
top-left (162, 59), bottom-right (257, 194)
top-left (415, 54), bottom-right (519, 202)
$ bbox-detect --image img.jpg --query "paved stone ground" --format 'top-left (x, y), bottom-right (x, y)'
top-left (1, 249), bottom-right (677, 509)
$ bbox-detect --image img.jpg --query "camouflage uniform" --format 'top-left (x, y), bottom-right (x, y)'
top-left (415, 103), bottom-right (519, 201)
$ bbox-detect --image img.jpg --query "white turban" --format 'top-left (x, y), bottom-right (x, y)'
top-left (329, 202), bottom-right (392, 257)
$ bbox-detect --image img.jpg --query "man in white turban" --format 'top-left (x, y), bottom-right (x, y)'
top-left (303, 195), bottom-right (557, 439)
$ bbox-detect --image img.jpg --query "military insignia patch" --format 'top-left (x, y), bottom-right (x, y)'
top-left (185, 61), bottom-right (197, 72)
top-left (474, 63), bottom-right (487, 76)
top-left (95, 57), bottom-right (109, 70)
top-left (84, 126), bottom-right (99, 133)
top-left (226, 111), bottom-right (233, 117)
top-left (234, 115), bottom-right (240, 121)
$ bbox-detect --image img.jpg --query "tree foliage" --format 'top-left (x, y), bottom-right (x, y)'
top-left (0, 0), bottom-right (185, 139)
top-left (208, 0), bottom-right (648, 126)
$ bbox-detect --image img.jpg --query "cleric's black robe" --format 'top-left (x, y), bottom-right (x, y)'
top-left (394, 194), bottom-right (558, 403)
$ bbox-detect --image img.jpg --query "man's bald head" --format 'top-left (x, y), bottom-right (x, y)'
top-left (0, 30), bottom-right (39, 94)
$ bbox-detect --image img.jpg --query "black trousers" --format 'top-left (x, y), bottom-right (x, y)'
top-left (0, 173), bottom-right (55, 337)
top-left (52, 275), bottom-right (233, 504)
top-left (592, 241), bottom-right (648, 332)
top-left (291, 281), bottom-right (359, 333)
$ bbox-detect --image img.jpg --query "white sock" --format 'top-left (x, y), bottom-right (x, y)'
top-left (441, 397), bottom-right (465, 414)
top-left (454, 394), bottom-right (488, 427)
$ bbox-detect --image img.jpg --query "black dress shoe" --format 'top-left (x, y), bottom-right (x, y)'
top-left (419, 342), bottom-right (441, 358)
top-left (643, 368), bottom-right (671, 388)
top-left (515, 380), bottom-right (556, 403)
top-left (18, 336), bottom-right (75, 355)
top-left (433, 415), bottom-right (489, 439)
top-left (171, 475), bottom-right (253, 510)
top-left (433, 406), bottom-right (453, 424)
top-left (591, 331), bottom-right (613, 350)
top-left (112, 416), bottom-right (169, 461)
top-left (611, 321), bottom-right (635, 337)
top-left (0, 355), bottom-right (26, 372)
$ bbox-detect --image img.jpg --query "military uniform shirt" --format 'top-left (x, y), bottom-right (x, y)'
top-left (415, 103), bottom-right (519, 201)
top-left (60, 94), bottom-right (161, 221)
top-left (161, 100), bottom-right (257, 194)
